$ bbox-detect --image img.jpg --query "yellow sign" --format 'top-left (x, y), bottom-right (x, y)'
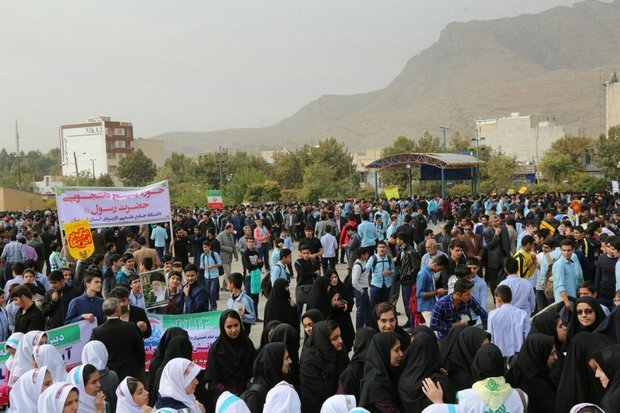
top-left (540, 220), bottom-right (556, 236)
top-left (384, 186), bottom-right (400, 200)
top-left (507, 188), bottom-right (515, 195)
top-left (64, 220), bottom-right (95, 260)
top-left (519, 186), bottom-right (528, 194)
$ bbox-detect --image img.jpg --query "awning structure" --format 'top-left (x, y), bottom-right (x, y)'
top-left (366, 152), bottom-right (483, 170)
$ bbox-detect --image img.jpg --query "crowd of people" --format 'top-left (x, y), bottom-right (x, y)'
top-left (1, 191), bottom-right (620, 412)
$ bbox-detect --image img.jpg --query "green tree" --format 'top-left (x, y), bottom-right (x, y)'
top-left (96, 174), bottom-right (115, 186)
top-left (271, 150), bottom-right (310, 189)
top-left (595, 126), bottom-right (620, 179)
top-left (550, 136), bottom-right (594, 165)
top-left (246, 180), bottom-right (282, 202)
top-left (479, 149), bottom-right (518, 193)
top-left (116, 149), bottom-right (157, 186)
top-left (448, 132), bottom-right (473, 153)
top-left (156, 153), bottom-right (190, 185)
top-left (225, 167), bottom-right (267, 204)
top-left (301, 163), bottom-right (334, 201)
top-left (539, 150), bottom-right (577, 185)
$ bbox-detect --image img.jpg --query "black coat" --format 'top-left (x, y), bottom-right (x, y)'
top-left (128, 305), bottom-right (152, 339)
top-left (41, 283), bottom-right (81, 329)
top-left (14, 303), bottom-right (45, 333)
top-left (90, 318), bottom-right (145, 381)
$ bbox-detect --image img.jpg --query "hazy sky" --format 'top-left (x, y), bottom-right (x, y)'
top-left (1, 0), bottom-right (583, 152)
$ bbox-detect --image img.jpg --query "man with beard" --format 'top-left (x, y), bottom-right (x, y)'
top-left (108, 286), bottom-right (152, 339)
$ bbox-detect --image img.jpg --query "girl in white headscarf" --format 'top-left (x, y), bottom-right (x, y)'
top-left (82, 340), bottom-right (119, 410)
top-left (9, 366), bottom-right (53, 411)
top-left (38, 382), bottom-right (80, 413)
top-left (153, 358), bottom-right (205, 413)
top-left (216, 391), bottom-right (251, 413)
top-left (67, 363), bottom-right (107, 413)
top-left (34, 344), bottom-right (67, 382)
top-left (10, 330), bottom-right (47, 385)
top-left (262, 381), bottom-right (301, 413)
top-left (4, 332), bottom-right (23, 373)
top-left (116, 376), bottom-right (152, 413)
top-left (320, 395), bottom-right (357, 413)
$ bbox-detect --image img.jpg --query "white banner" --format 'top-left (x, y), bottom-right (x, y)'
top-left (55, 181), bottom-right (171, 228)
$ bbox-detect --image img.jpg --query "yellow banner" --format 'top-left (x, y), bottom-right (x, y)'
top-left (384, 186), bottom-right (400, 200)
top-left (64, 220), bottom-right (95, 260)
top-left (540, 220), bottom-right (556, 236)
top-left (507, 188), bottom-right (515, 195)
top-left (518, 186), bottom-right (528, 194)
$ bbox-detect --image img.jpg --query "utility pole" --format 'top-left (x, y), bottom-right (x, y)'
top-left (472, 130), bottom-right (485, 195)
top-left (439, 126), bottom-right (449, 198)
top-left (90, 159), bottom-right (96, 183)
top-left (15, 121), bottom-right (22, 189)
top-left (218, 146), bottom-right (223, 190)
top-left (73, 151), bottom-right (80, 186)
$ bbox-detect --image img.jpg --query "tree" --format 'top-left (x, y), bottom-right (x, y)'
top-left (479, 149), bottom-right (518, 193)
top-left (116, 149), bottom-right (157, 187)
top-left (96, 174), bottom-right (115, 186)
top-left (595, 126), bottom-right (620, 180)
top-left (550, 136), bottom-right (594, 165)
top-left (246, 180), bottom-right (282, 202)
top-left (271, 151), bottom-right (310, 189)
top-left (225, 167), bottom-right (267, 204)
top-left (539, 150), bottom-right (577, 185)
top-left (449, 132), bottom-right (473, 153)
top-left (301, 163), bottom-right (335, 201)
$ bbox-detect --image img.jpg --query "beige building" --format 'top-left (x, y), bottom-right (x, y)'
top-left (353, 148), bottom-right (384, 188)
top-left (133, 138), bottom-right (165, 168)
top-left (475, 113), bottom-right (568, 164)
top-left (606, 72), bottom-right (620, 137)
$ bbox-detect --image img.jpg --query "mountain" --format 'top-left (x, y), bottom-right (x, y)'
top-left (151, 0), bottom-right (620, 155)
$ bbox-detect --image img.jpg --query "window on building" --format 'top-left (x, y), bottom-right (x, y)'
top-left (118, 153), bottom-right (125, 159)
top-left (115, 140), bottom-right (125, 148)
top-left (106, 128), bottom-right (112, 136)
top-left (107, 153), bottom-right (116, 160)
top-left (115, 128), bottom-right (126, 136)
top-left (585, 151), bottom-right (592, 165)
top-left (108, 166), bottom-right (117, 173)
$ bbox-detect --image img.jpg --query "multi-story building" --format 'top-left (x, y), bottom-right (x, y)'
top-left (60, 116), bottom-right (133, 178)
top-left (606, 72), bottom-right (620, 137)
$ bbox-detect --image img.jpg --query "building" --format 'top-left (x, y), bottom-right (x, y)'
top-left (353, 148), bottom-right (384, 188)
top-left (0, 187), bottom-right (45, 210)
top-left (475, 113), bottom-right (568, 164)
top-left (606, 72), bottom-right (620, 137)
top-left (60, 116), bottom-right (133, 178)
top-left (32, 175), bottom-right (64, 196)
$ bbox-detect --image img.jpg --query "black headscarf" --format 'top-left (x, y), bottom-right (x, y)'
top-left (204, 310), bottom-right (256, 392)
top-left (359, 332), bottom-right (401, 409)
top-left (567, 296), bottom-right (607, 341)
top-left (471, 343), bottom-right (505, 381)
top-left (594, 344), bottom-right (620, 412)
top-left (505, 333), bottom-right (556, 413)
top-left (301, 309), bottom-right (325, 341)
top-left (150, 335), bottom-right (193, 406)
top-left (399, 326), bottom-right (455, 412)
top-left (264, 278), bottom-right (298, 329)
top-left (300, 321), bottom-right (350, 413)
top-left (339, 327), bottom-right (377, 400)
top-left (306, 276), bottom-right (332, 318)
top-left (269, 323), bottom-right (300, 386)
top-left (259, 320), bottom-right (281, 350)
top-left (252, 342), bottom-right (287, 388)
top-left (555, 332), bottom-right (607, 413)
top-left (594, 305), bottom-right (620, 344)
top-left (529, 307), bottom-right (567, 384)
top-left (147, 327), bottom-right (189, 392)
top-left (441, 326), bottom-right (490, 390)
top-left (326, 271), bottom-right (355, 353)
top-left (370, 304), bottom-right (412, 352)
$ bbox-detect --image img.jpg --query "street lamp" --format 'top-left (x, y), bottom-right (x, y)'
top-left (73, 152), bottom-right (86, 186)
top-left (89, 159), bottom-right (96, 182)
top-left (471, 133), bottom-right (485, 195)
top-left (406, 164), bottom-right (412, 198)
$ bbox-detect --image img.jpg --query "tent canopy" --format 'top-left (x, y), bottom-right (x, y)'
top-left (366, 152), bottom-right (483, 170)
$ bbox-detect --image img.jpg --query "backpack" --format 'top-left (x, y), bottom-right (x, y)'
top-left (210, 251), bottom-right (224, 276)
top-left (544, 253), bottom-right (559, 300)
top-left (344, 261), bottom-right (364, 296)
top-left (260, 272), bottom-right (272, 298)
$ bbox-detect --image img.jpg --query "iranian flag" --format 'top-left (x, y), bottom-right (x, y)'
top-left (207, 190), bottom-right (224, 209)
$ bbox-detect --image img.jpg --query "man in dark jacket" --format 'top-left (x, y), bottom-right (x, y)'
top-left (41, 270), bottom-right (81, 329)
top-left (182, 264), bottom-right (209, 314)
top-left (108, 286), bottom-right (152, 339)
top-left (90, 297), bottom-right (145, 382)
top-left (12, 284), bottom-right (45, 333)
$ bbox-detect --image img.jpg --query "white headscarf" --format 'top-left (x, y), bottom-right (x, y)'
top-left (421, 404), bottom-right (460, 413)
top-left (320, 395), bottom-right (356, 413)
top-left (570, 404), bottom-right (604, 413)
top-left (67, 364), bottom-right (97, 413)
top-left (347, 409), bottom-right (371, 413)
top-left (116, 376), bottom-right (144, 413)
top-left (4, 332), bottom-right (24, 372)
top-left (9, 366), bottom-right (49, 411)
top-left (263, 381), bottom-right (301, 413)
top-left (81, 340), bottom-right (108, 370)
top-left (216, 391), bottom-right (251, 413)
top-left (11, 330), bottom-right (46, 385)
top-left (38, 382), bottom-right (78, 413)
top-left (158, 358), bottom-right (202, 413)
top-left (34, 344), bottom-right (67, 382)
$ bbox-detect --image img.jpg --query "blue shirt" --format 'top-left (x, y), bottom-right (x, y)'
top-left (499, 275), bottom-right (536, 315)
top-left (150, 226), bottom-right (168, 248)
top-left (358, 221), bottom-right (377, 248)
top-left (487, 303), bottom-right (530, 358)
top-left (227, 292), bottom-right (257, 324)
top-left (65, 293), bottom-right (104, 325)
top-left (270, 262), bottom-right (290, 285)
top-left (416, 266), bottom-right (437, 312)
top-left (129, 291), bottom-right (146, 310)
top-left (471, 275), bottom-right (488, 321)
top-left (200, 251), bottom-right (222, 279)
top-left (366, 253), bottom-right (395, 288)
top-left (430, 293), bottom-right (488, 339)
top-left (553, 255), bottom-right (584, 302)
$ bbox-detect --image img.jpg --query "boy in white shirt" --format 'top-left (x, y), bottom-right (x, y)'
top-left (487, 284), bottom-right (530, 366)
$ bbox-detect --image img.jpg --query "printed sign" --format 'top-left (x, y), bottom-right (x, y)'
top-left (207, 190), bottom-right (224, 209)
top-left (64, 219), bottom-right (95, 260)
top-left (55, 181), bottom-right (171, 228)
top-left (144, 311), bottom-right (221, 370)
top-left (139, 269), bottom-right (168, 309)
top-left (384, 186), bottom-right (400, 200)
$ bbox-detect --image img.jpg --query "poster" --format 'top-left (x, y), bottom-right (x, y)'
top-left (55, 181), bottom-right (171, 228)
top-left (144, 311), bottom-right (221, 370)
top-left (0, 320), bottom-right (96, 385)
top-left (207, 190), bottom-right (224, 210)
top-left (64, 219), bottom-right (95, 260)
top-left (384, 186), bottom-right (400, 200)
top-left (139, 269), bottom-right (168, 309)
top-left (613, 180), bottom-right (619, 195)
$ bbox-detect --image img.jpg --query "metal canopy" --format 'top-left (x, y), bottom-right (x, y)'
top-left (366, 152), bottom-right (483, 170)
